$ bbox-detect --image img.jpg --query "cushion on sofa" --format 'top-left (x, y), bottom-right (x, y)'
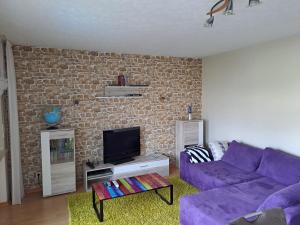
top-left (180, 151), bottom-right (262, 190)
top-left (185, 145), bottom-right (213, 163)
top-left (180, 190), bottom-right (258, 225)
top-left (208, 141), bottom-right (229, 161)
top-left (257, 181), bottom-right (300, 211)
top-left (221, 140), bottom-right (263, 172)
top-left (257, 148), bottom-right (300, 185)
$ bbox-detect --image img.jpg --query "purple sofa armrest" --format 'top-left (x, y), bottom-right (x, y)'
top-left (285, 204), bottom-right (300, 225)
top-left (257, 182), bottom-right (300, 211)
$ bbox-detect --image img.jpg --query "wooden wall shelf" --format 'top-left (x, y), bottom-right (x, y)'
top-left (96, 85), bottom-right (149, 99)
top-left (106, 85), bottom-right (149, 88)
top-left (95, 96), bottom-right (143, 99)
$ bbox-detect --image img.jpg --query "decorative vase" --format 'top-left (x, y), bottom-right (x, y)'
top-left (187, 105), bottom-right (192, 120)
top-left (118, 75), bottom-right (126, 86)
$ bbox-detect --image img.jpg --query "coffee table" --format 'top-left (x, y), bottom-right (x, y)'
top-left (92, 173), bottom-right (173, 222)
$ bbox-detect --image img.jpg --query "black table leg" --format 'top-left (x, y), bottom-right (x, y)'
top-left (155, 185), bottom-right (173, 205)
top-left (93, 188), bottom-right (104, 222)
top-left (170, 185), bottom-right (173, 205)
top-left (99, 200), bottom-right (103, 222)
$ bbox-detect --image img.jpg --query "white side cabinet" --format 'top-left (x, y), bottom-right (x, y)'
top-left (41, 129), bottom-right (76, 197)
top-left (176, 120), bottom-right (204, 167)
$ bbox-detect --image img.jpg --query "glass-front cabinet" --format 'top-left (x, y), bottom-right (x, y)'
top-left (50, 137), bottom-right (74, 164)
top-left (41, 129), bottom-right (76, 197)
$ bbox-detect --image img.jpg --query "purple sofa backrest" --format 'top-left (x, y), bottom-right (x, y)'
top-left (221, 140), bottom-right (263, 172)
top-left (257, 148), bottom-right (300, 186)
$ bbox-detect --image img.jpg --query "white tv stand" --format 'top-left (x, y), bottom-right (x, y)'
top-left (83, 153), bottom-right (169, 191)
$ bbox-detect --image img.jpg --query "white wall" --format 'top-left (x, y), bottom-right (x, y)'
top-left (203, 35), bottom-right (300, 156)
top-left (0, 96), bottom-right (8, 203)
top-left (0, 156), bottom-right (8, 203)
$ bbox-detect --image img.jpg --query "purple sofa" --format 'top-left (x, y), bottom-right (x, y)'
top-left (180, 141), bottom-right (300, 225)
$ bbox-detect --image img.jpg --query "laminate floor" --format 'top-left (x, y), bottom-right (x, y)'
top-left (0, 165), bottom-right (178, 225)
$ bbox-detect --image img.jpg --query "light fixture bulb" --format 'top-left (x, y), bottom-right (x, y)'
top-left (204, 16), bottom-right (214, 27)
top-left (224, 0), bottom-right (234, 16)
top-left (248, 0), bottom-right (261, 7)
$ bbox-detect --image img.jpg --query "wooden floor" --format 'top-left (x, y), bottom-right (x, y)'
top-left (0, 165), bottom-right (178, 225)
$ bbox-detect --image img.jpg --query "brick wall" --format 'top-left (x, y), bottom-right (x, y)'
top-left (13, 46), bottom-right (202, 190)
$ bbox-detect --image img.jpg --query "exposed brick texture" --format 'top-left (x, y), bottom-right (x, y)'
top-left (13, 45), bottom-right (202, 190)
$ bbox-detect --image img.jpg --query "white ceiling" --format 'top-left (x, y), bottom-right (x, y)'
top-left (0, 0), bottom-right (300, 57)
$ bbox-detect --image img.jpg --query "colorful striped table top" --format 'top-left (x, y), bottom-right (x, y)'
top-left (92, 173), bottom-right (171, 201)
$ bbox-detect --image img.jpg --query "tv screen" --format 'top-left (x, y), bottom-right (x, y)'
top-left (103, 127), bottom-right (140, 164)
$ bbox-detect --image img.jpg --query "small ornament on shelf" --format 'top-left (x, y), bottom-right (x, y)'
top-left (117, 75), bottom-right (126, 86)
top-left (187, 105), bottom-right (192, 120)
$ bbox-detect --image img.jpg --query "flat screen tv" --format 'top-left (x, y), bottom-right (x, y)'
top-left (103, 127), bottom-right (140, 164)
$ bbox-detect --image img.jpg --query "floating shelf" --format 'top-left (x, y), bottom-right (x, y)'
top-left (106, 85), bottom-right (149, 88)
top-left (96, 85), bottom-right (149, 99)
top-left (95, 96), bottom-right (143, 99)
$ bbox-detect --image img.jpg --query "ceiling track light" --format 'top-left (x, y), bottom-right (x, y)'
top-left (204, 0), bottom-right (227, 27)
top-left (204, 15), bottom-right (215, 27)
top-left (204, 0), bottom-right (262, 27)
top-left (224, 0), bottom-right (234, 16)
top-left (249, 0), bottom-right (261, 7)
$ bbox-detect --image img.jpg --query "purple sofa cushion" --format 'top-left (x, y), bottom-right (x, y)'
top-left (221, 140), bottom-right (263, 172)
top-left (257, 148), bottom-right (300, 185)
top-left (180, 177), bottom-right (285, 225)
top-left (257, 182), bottom-right (300, 211)
top-left (180, 191), bottom-right (258, 225)
top-left (180, 152), bottom-right (261, 191)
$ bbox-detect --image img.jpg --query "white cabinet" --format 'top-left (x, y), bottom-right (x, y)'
top-left (83, 154), bottom-right (169, 192)
top-left (176, 120), bottom-right (203, 167)
top-left (112, 154), bottom-right (169, 179)
top-left (41, 129), bottom-right (76, 197)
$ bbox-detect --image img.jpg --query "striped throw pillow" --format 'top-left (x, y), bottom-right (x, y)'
top-left (185, 145), bottom-right (213, 164)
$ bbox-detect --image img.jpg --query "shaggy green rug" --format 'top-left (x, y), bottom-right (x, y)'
top-left (67, 176), bottom-right (197, 225)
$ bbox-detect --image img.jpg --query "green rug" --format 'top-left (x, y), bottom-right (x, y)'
top-left (67, 176), bottom-right (197, 225)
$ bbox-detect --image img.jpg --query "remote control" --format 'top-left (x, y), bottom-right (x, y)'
top-left (112, 180), bottom-right (119, 188)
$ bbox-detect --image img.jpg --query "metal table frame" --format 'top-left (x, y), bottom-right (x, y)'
top-left (92, 184), bottom-right (173, 222)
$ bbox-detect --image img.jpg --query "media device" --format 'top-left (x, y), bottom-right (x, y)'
top-left (103, 127), bottom-right (140, 165)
